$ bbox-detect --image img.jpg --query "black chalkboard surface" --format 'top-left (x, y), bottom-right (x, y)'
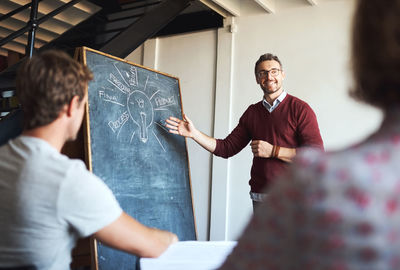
top-left (80, 47), bottom-right (196, 270)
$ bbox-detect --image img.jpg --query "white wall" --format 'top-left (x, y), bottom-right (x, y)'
top-left (126, 0), bottom-right (383, 241)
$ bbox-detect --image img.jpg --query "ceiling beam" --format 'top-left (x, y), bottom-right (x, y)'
top-left (57, 0), bottom-right (101, 14)
top-left (198, 0), bottom-right (231, 18)
top-left (1, 42), bottom-right (25, 55)
top-left (207, 0), bottom-right (241, 17)
top-left (253, 0), bottom-right (275, 13)
top-left (0, 29), bottom-right (45, 48)
top-left (305, 0), bottom-right (318, 6)
top-left (0, 48), bottom-right (8, 57)
top-left (9, 0), bottom-right (100, 14)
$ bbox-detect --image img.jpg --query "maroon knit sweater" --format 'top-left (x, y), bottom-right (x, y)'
top-left (213, 94), bottom-right (324, 193)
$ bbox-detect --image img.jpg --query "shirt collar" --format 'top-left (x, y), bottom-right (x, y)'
top-left (262, 91), bottom-right (287, 112)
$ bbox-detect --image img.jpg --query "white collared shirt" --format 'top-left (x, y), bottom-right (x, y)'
top-left (262, 91), bottom-right (287, 113)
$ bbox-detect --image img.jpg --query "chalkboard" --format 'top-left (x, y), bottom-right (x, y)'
top-left (79, 47), bottom-right (197, 270)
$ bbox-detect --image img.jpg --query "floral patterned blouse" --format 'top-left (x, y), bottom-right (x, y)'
top-left (219, 110), bottom-right (400, 270)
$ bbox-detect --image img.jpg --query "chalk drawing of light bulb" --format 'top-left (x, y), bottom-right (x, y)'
top-left (127, 91), bottom-right (154, 143)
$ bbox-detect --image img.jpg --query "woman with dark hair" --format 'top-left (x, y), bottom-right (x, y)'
top-left (218, 0), bottom-right (400, 269)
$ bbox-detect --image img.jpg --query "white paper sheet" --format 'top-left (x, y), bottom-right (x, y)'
top-left (139, 241), bottom-right (237, 270)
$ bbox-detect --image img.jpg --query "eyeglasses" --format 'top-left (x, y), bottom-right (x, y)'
top-left (256, 68), bottom-right (281, 79)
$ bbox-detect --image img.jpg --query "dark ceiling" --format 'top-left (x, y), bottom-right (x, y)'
top-left (87, 0), bottom-right (223, 38)
top-left (39, 0), bottom-right (223, 58)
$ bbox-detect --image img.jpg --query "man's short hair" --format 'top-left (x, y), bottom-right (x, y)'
top-left (254, 53), bottom-right (283, 74)
top-left (16, 50), bottom-right (93, 130)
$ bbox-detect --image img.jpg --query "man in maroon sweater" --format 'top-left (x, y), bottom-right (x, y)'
top-left (166, 53), bottom-right (324, 210)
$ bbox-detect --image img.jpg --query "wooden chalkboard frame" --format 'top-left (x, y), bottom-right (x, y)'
top-left (75, 47), bottom-right (197, 270)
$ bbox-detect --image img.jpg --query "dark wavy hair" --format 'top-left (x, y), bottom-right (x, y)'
top-left (351, 0), bottom-right (400, 109)
top-left (254, 53), bottom-right (283, 74)
top-left (16, 50), bottom-right (93, 130)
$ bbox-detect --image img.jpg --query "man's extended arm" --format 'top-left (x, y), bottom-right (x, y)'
top-left (94, 212), bottom-right (178, 258)
top-left (166, 115), bottom-right (216, 153)
top-left (167, 115), bottom-right (296, 162)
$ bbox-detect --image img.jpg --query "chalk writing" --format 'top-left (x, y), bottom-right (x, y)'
top-left (96, 60), bottom-right (176, 151)
top-left (128, 91), bottom-right (153, 143)
top-left (108, 111), bottom-right (129, 133)
top-left (136, 98), bottom-right (145, 108)
top-left (108, 73), bottom-right (131, 94)
top-left (128, 66), bottom-right (138, 86)
top-left (99, 90), bottom-right (124, 107)
top-left (155, 96), bottom-right (176, 108)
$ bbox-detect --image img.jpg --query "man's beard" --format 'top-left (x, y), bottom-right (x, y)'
top-left (262, 87), bottom-right (281, 95)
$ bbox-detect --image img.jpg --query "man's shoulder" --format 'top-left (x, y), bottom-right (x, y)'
top-left (285, 94), bottom-right (309, 106)
top-left (5, 135), bottom-right (89, 180)
top-left (246, 100), bottom-right (264, 111)
top-left (283, 94), bottom-right (316, 114)
top-left (240, 101), bottom-right (264, 118)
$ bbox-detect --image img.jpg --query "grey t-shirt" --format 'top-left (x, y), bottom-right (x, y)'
top-left (0, 136), bottom-right (123, 269)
